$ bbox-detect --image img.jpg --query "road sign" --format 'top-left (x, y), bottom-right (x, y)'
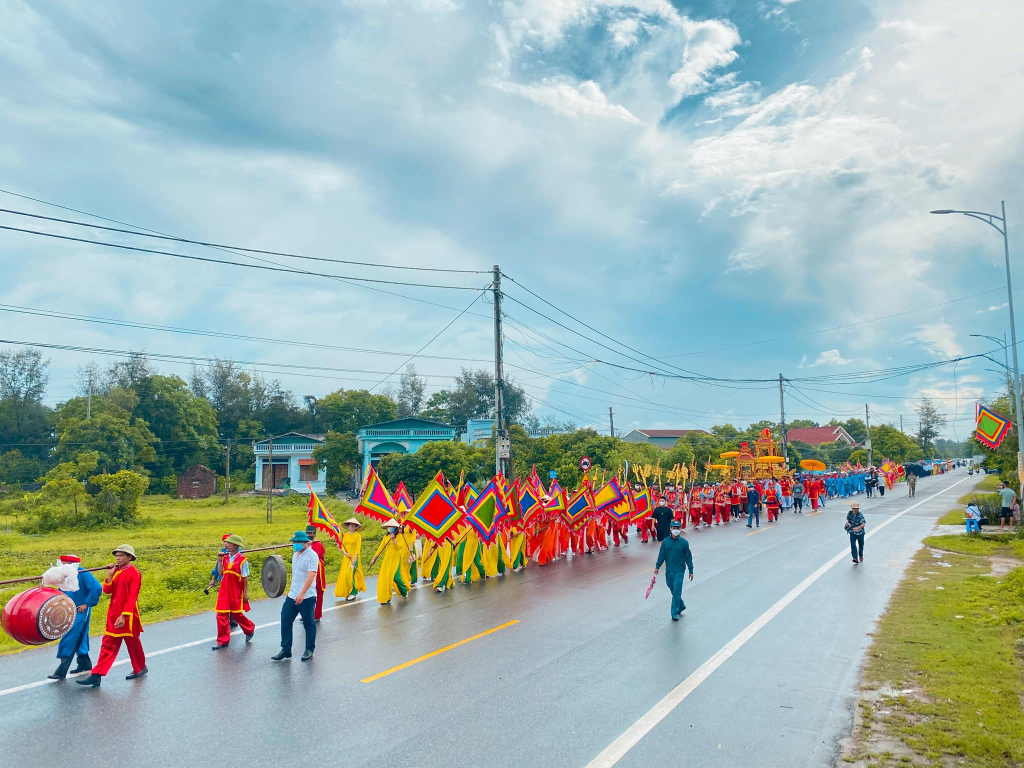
top-left (549, 470), bottom-right (557, 480)
top-left (580, 456), bottom-right (591, 471)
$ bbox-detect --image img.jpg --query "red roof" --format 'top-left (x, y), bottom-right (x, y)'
top-left (637, 429), bottom-right (711, 438)
top-left (786, 426), bottom-right (854, 446)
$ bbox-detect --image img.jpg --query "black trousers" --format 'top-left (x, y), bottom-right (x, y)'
top-left (849, 533), bottom-right (864, 560)
top-left (794, 496), bottom-right (803, 511)
top-left (280, 596), bottom-right (317, 653)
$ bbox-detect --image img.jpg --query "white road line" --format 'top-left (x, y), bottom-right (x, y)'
top-left (0, 584), bottom-right (423, 698)
top-left (585, 475), bottom-right (971, 768)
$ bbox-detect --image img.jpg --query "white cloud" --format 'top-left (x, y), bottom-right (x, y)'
top-left (668, 18), bottom-right (742, 98)
top-left (806, 349), bottom-right (852, 367)
top-left (704, 81), bottom-right (761, 112)
top-left (500, 0), bottom-right (681, 47)
top-left (493, 78), bottom-right (642, 124)
top-left (907, 321), bottom-right (963, 359)
top-left (608, 17), bottom-right (640, 49)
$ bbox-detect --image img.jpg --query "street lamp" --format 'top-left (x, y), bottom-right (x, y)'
top-left (970, 333), bottom-right (1014, 420)
top-left (932, 202), bottom-right (1023, 469)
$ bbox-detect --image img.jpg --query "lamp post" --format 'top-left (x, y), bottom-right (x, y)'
top-left (932, 202), bottom-right (1024, 468)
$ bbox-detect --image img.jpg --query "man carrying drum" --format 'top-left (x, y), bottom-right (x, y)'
top-left (77, 544), bottom-right (147, 688)
top-left (49, 554), bottom-right (102, 680)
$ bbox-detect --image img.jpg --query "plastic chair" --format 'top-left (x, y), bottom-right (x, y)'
top-left (965, 518), bottom-right (980, 533)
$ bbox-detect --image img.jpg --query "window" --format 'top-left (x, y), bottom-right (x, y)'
top-left (191, 480), bottom-right (201, 489)
top-left (299, 463), bottom-right (319, 482)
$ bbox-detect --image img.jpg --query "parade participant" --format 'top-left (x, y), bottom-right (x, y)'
top-left (764, 483), bottom-right (780, 522)
top-left (272, 531), bottom-right (319, 662)
top-left (402, 526), bottom-right (419, 584)
top-left (700, 483), bottom-right (715, 527)
top-left (211, 534), bottom-right (255, 650)
top-left (865, 469), bottom-right (877, 498)
top-left (206, 533), bottom-right (238, 630)
top-left (334, 519), bottom-right (366, 601)
top-left (422, 536), bottom-right (456, 591)
top-left (714, 484), bottom-right (730, 525)
top-left (304, 525), bottom-right (327, 623)
top-left (689, 484), bottom-right (702, 530)
top-left (792, 477), bottom-right (804, 513)
top-left (780, 476), bottom-right (792, 511)
top-left (653, 520), bottom-right (694, 622)
top-left (730, 481), bottom-right (744, 520)
top-left (651, 497), bottom-right (674, 542)
top-left (746, 483), bottom-right (760, 528)
top-left (374, 520), bottom-right (413, 600)
top-left (77, 544), bottom-right (146, 687)
top-left (845, 503), bottom-right (866, 564)
top-left (507, 525), bottom-right (528, 571)
top-left (456, 527), bottom-right (485, 582)
top-left (49, 555), bottom-right (102, 680)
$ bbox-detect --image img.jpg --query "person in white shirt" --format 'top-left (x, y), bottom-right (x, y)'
top-left (965, 502), bottom-right (982, 533)
top-left (272, 530), bottom-right (319, 662)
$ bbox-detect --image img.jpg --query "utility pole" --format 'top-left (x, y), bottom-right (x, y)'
top-left (899, 415), bottom-right (903, 434)
top-left (608, 407), bottom-right (615, 438)
top-left (224, 438), bottom-right (231, 504)
top-left (492, 265), bottom-right (506, 477)
top-left (865, 404), bottom-right (872, 467)
top-left (86, 372), bottom-right (93, 420)
top-left (778, 374), bottom-right (787, 467)
top-left (266, 436), bottom-right (274, 523)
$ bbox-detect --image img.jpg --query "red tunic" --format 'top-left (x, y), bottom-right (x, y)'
top-left (102, 564), bottom-right (143, 639)
top-left (215, 553), bottom-right (251, 614)
top-left (310, 540), bottom-right (327, 590)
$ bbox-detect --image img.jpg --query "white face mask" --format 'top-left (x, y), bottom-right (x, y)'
top-left (670, 529), bottom-right (681, 537)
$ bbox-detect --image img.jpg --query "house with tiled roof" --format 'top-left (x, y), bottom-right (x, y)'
top-left (785, 426), bottom-right (857, 447)
top-left (622, 428), bottom-right (712, 450)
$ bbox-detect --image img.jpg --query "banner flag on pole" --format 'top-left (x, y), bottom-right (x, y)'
top-left (404, 478), bottom-right (464, 544)
top-left (354, 467), bottom-right (397, 523)
top-left (307, 484), bottom-right (343, 546)
top-left (975, 403), bottom-right (1011, 449)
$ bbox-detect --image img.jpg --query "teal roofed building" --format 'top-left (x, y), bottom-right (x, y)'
top-left (356, 417), bottom-right (456, 484)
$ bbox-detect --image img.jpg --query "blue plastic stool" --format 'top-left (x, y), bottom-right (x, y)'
top-left (965, 518), bottom-right (980, 533)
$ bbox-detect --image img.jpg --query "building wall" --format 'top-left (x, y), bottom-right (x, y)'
top-left (254, 452), bottom-right (326, 494)
top-left (177, 466), bottom-right (217, 499)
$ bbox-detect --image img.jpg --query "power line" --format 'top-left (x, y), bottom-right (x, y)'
top-left (0, 205), bottom-right (486, 274)
top-left (0, 224), bottom-right (485, 291)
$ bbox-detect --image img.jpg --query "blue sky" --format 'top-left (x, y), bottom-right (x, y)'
top-left (1, 0), bottom-right (1022, 439)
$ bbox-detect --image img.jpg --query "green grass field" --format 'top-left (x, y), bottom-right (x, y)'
top-left (0, 494), bottom-right (384, 655)
top-left (847, 537), bottom-right (1024, 766)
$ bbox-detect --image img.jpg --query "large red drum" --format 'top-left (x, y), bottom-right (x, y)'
top-left (1, 587), bottom-right (77, 646)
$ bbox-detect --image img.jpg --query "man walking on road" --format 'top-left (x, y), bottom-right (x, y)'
top-left (653, 520), bottom-right (693, 621)
top-left (273, 531), bottom-right (319, 662)
top-left (998, 482), bottom-right (1016, 531)
top-left (845, 503), bottom-right (866, 564)
top-left (651, 498), bottom-right (674, 542)
top-left (907, 473), bottom-right (917, 498)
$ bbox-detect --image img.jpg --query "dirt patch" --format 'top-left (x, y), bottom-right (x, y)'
top-left (840, 686), bottom-right (934, 767)
top-left (990, 556), bottom-right (1022, 578)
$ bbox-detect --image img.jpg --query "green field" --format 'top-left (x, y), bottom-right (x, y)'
top-left (846, 536), bottom-right (1024, 766)
top-left (0, 494), bottom-right (384, 655)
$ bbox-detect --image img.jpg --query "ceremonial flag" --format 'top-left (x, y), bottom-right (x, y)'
top-left (394, 481), bottom-right (414, 517)
top-left (464, 478), bottom-right (508, 544)
top-left (975, 403), bottom-right (1011, 449)
top-left (630, 486), bottom-right (651, 523)
top-left (355, 467), bottom-right (397, 524)
top-left (605, 496), bottom-right (632, 522)
top-left (404, 478), bottom-right (464, 544)
top-left (504, 478), bottom-right (523, 524)
top-left (545, 480), bottom-right (566, 513)
top-left (593, 477), bottom-right (625, 513)
top-left (306, 485), bottom-right (342, 546)
top-left (519, 481), bottom-right (543, 523)
top-left (458, 482), bottom-right (479, 508)
top-left (528, 464), bottom-right (541, 490)
top-left (562, 486), bottom-right (594, 529)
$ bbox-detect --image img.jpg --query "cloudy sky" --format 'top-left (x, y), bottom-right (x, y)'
top-left (1, 0), bottom-right (1022, 439)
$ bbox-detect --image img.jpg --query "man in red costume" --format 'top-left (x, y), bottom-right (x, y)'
top-left (764, 484), bottom-right (780, 522)
top-left (77, 544), bottom-right (146, 687)
top-left (701, 483), bottom-right (715, 527)
top-left (730, 481), bottom-right (744, 520)
top-left (689, 484), bottom-right (702, 529)
top-left (211, 534), bottom-right (255, 649)
top-left (305, 525), bottom-right (327, 623)
top-left (714, 484), bottom-right (730, 525)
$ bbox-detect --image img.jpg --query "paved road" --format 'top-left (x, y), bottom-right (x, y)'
top-left (0, 469), bottom-right (976, 767)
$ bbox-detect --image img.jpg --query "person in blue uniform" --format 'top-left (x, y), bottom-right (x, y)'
top-left (653, 520), bottom-right (694, 621)
top-left (49, 554), bottom-right (103, 680)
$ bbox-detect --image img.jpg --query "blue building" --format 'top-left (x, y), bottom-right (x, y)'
top-left (356, 418), bottom-right (456, 483)
top-left (253, 432), bottom-right (326, 494)
top-left (462, 418), bottom-right (574, 444)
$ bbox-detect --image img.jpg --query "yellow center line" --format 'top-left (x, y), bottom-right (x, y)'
top-left (745, 526), bottom-right (771, 536)
top-left (805, 510), bottom-right (822, 517)
top-left (361, 619), bottom-right (520, 683)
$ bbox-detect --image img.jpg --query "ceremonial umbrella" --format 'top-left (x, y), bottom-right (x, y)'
top-left (755, 456), bottom-right (785, 464)
top-left (800, 459), bottom-right (826, 471)
top-left (719, 451), bottom-right (739, 459)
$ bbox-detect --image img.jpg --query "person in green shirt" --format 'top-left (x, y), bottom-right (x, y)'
top-left (653, 520), bottom-right (694, 621)
top-left (998, 483), bottom-right (1017, 531)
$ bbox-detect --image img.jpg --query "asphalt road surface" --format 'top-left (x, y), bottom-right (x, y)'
top-left (0, 469), bottom-right (976, 768)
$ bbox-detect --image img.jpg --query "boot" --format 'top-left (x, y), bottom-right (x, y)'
top-left (48, 657), bottom-right (73, 680)
top-left (71, 654), bottom-right (93, 674)
top-left (76, 673), bottom-right (101, 687)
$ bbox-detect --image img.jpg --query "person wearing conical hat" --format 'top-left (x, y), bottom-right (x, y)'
top-left (77, 544), bottom-right (146, 688)
top-left (211, 534), bottom-right (255, 650)
top-left (372, 519), bottom-right (411, 605)
top-left (422, 536), bottom-right (455, 592)
top-left (455, 527), bottom-right (485, 583)
top-left (334, 519), bottom-right (366, 601)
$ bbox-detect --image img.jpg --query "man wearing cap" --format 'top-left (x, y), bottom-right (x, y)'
top-left (653, 520), bottom-right (694, 621)
top-left (211, 534), bottom-right (255, 650)
top-left (77, 545), bottom-right (146, 687)
top-left (305, 525), bottom-right (327, 623)
top-left (845, 503), bottom-right (866, 564)
top-left (272, 531), bottom-right (319, 662)
top-left (49, 555), bottom-right (102, 680)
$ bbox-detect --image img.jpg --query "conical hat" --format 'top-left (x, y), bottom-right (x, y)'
top-left (342, 518), bottom-right (363, 530)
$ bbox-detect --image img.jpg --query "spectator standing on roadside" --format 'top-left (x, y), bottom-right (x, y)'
top-left (998, 483), bottom-right (1017, 531)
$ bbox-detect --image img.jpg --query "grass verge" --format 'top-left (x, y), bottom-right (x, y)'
top-left (0, 494), bottom-right (382, 656)
top-left (844, 543), bottom-right (1024, 767)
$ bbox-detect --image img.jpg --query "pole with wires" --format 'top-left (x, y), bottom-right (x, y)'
top-left (609, 407), bottom-right (615, 438)
top-left (493, 265), bottom-right (506, 477)
top-left (778, 374), bottom-right (787, 468)
top-left (865, 404), bottom-right (872, 467)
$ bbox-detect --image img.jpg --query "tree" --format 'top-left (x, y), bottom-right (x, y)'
top-left (89, 470), bottom-right (150, 526)
top-left (377, 440), bottom-right (488, 497)
top-left (0, 449), bottom-right (48, 486)
top-left (396, 365), bottom-right (427, 418)
top-left (53, 396), bottom-right (157, 473)
top-left (869, 425), bottom-right (924, 462)
top-left (312, 431), bottom-right (361, 494)
top-left (0, 348), bottom-right (49, 431)
top-left (133, 375), bottom-right (220, 476)
top-left (318, 389), bottom-right (398, 433)
top-left (189, 360), bottom-right (307, 438)
top-left (786, 419), bottom-right (818, 430)
top-left (915, 398), bottom-right (947, 454)
top-left (421, 368), bottom-right (531, 429)
top-left (40, 451), bottom-right (99, 525)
